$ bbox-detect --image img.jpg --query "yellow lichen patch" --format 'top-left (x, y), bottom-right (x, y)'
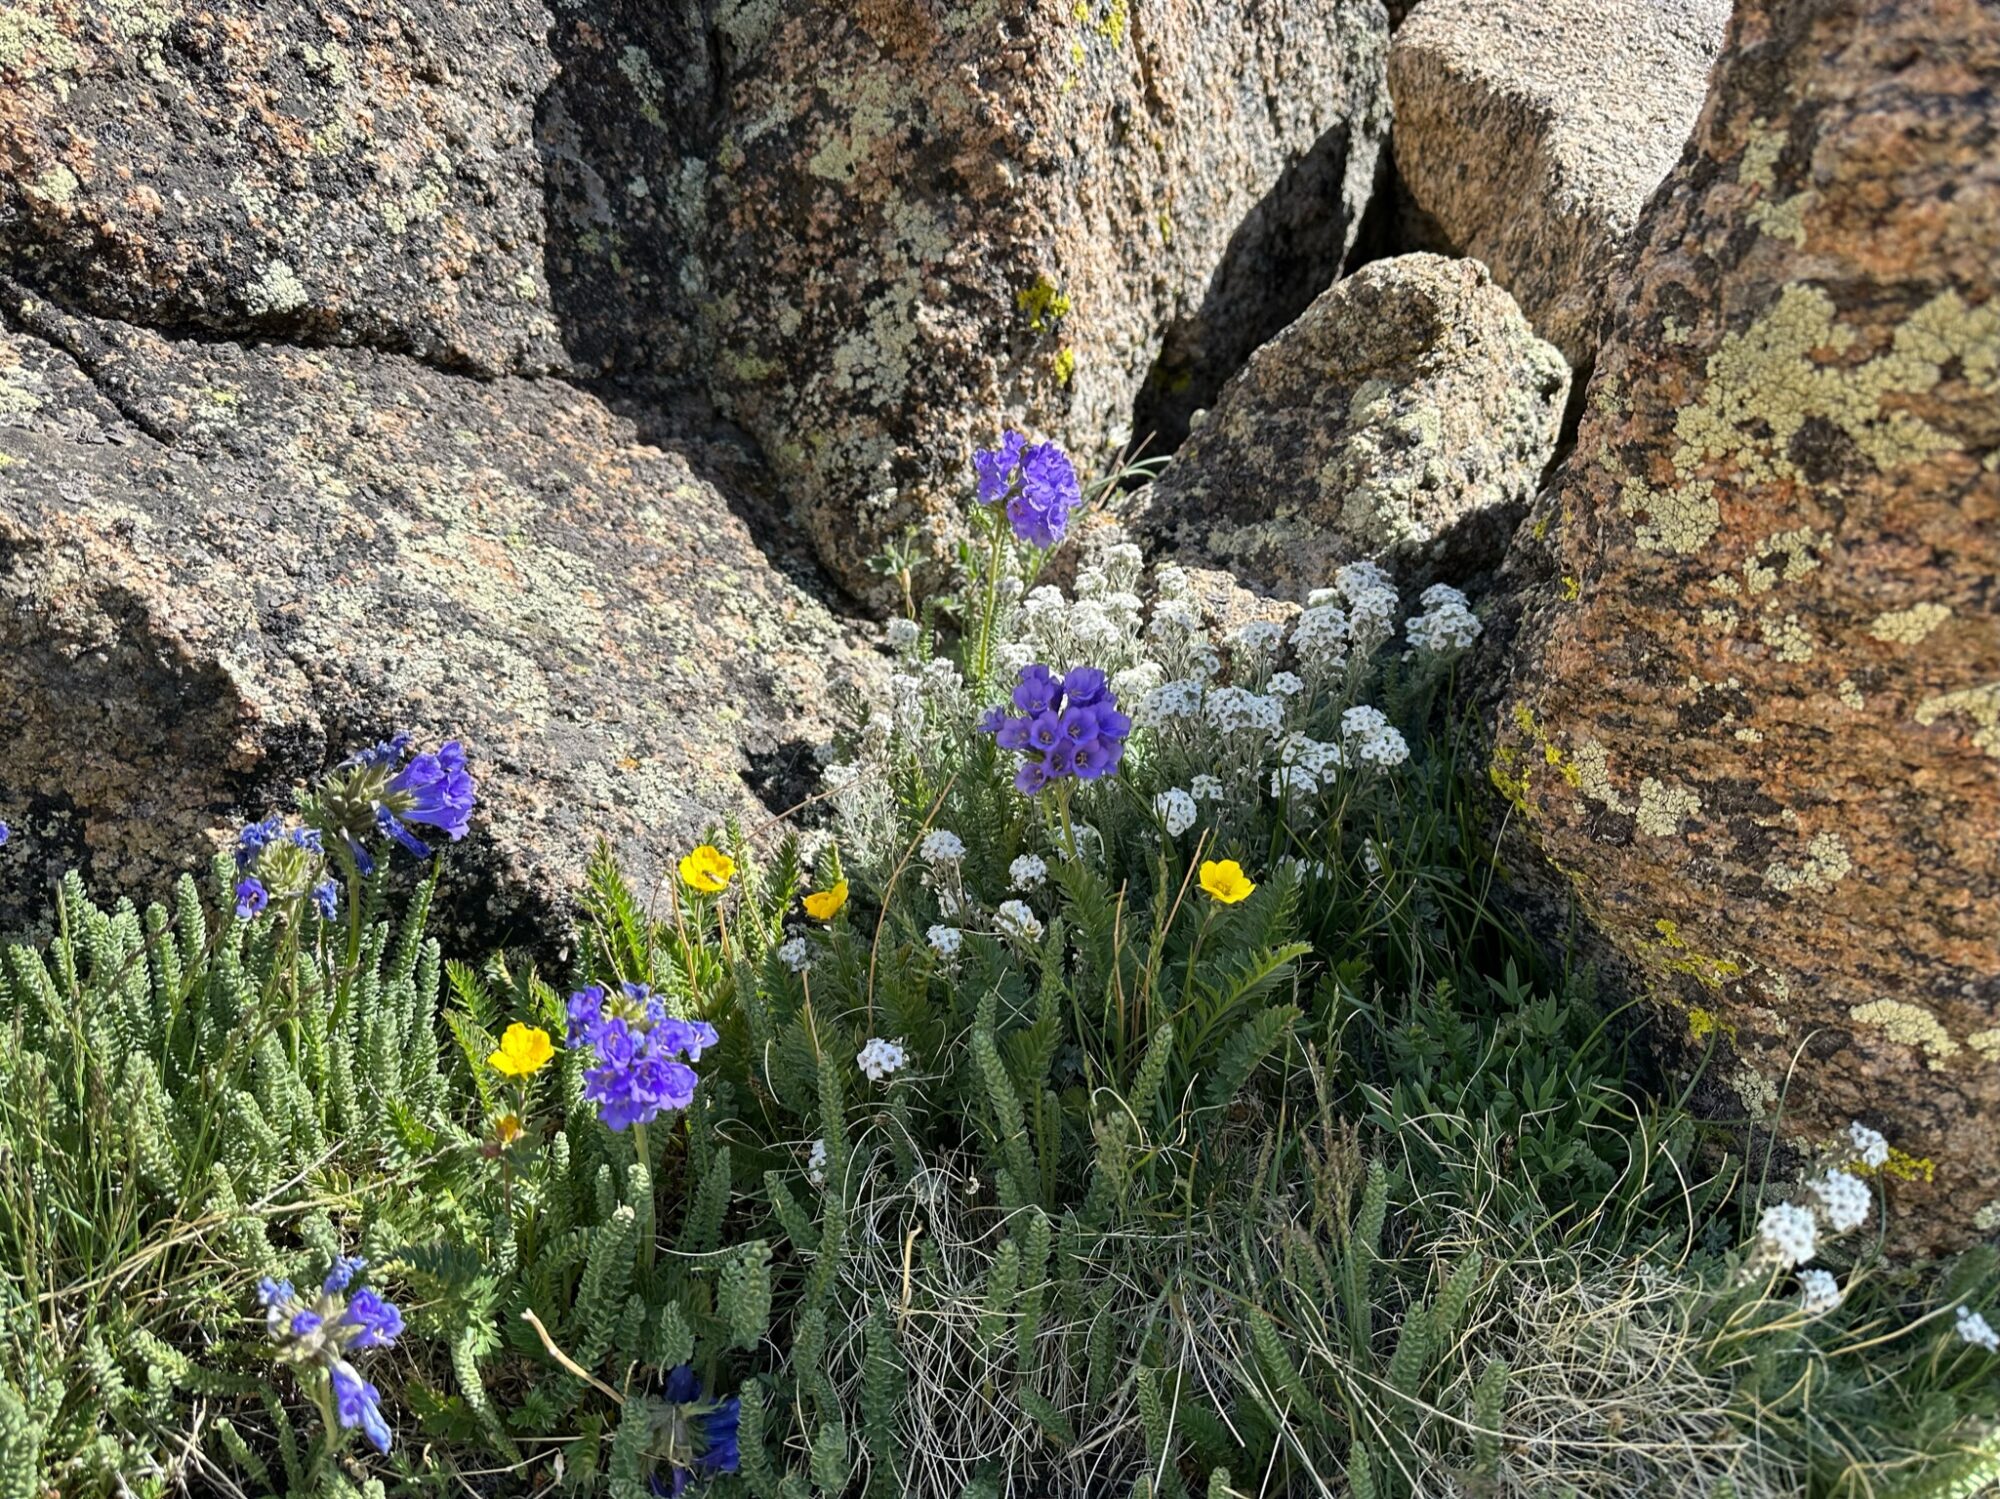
top-left (1635, 778), bottom-right (1700, 837)
top-left (1913, 682), bottom-right (2000, 759)
top-left (1877, 1148), bottom-right (1937, 1185)
top-left (1968, 1029), bottom-right (2000, 1062)
top-left (1868, 602), bottom-right (1952, 646)
top-left (1560, 574), bottom-right (1580, 601)
top-left (1849, 999), bottom-right (1960, 1069)
top-left (1762, 831), bottom-right (1852, 894)
top-left (1050, 348), bottom-right (1075, 386)
top-left (1687, 1007), bottom-right (1739, 1045)
top-left (1836, 678), bottom-right (1865, 711)
top-left (1643, 918), bottom-right (1747, 993)
top-left (1015, 276), bottom-right (1072, 332)
top-left (1702, 606), bottom-right (1740, 634)
top-left (1489, 747), bottom-right (1533, 817)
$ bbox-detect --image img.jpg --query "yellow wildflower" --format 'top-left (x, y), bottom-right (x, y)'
top-left (679, 844), bottom-right (736, 893)
top-left (1199, 859), bottom-right (1255, 905)
top-left (803, 879), bottom-right (849, 921)
top-left (488, 1022), bottom-right (554, 1077)
top-left (493, 1113), bottom-right (525, 1146)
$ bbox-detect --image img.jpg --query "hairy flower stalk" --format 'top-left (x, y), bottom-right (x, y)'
top-left (257, 1256), bottom-right (404, 1458)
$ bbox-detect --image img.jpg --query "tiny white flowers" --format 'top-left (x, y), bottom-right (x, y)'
top-left (994, 900), bottom-right (1043, 944)
top-left (1155, 788), bottom-right (1198, 837)
top-left (1341, 705), bottom-right (1410, 768)
top-left (1406, 583), bottom-right (1483, 654)
top-left (806, 1137), bottom-right (828, 1187)
top-left (885, 618), bottom-right (921, 649)
top-left (1796, 1269), bottom-right (1841, 1316)
top-left (1009, 854), bottom-right (1047, 890)
top-left (856, 1037), bottom-right (907, 1083)
top-left (777, 936), bottom-right (811, 973)
top-left (1363, 839), bottom-right (1383, 876)
top-left (1847, 1120), bottom-right (1890, 1169)
top-left (1807, 1169), bottom-right (1871, 1235)
top-left (1955, 1305), bottom-right (1999, 1353)
top-left (926, 925), bottom-right (962, 957)
top-left (920, 830), bottom-right (966, 865)
top-left (1757, 1202), bottom-right (1819, 1269)
top-left (1190, 774), bottom-right (1224, 802)
top-left (1267, 670), bottom-right (1305, 698)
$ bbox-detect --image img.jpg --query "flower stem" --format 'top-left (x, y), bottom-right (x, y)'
top-left (974, 508), bottom-right (1009, 691)
top-left (632, 1121), bottom-right (657, 1275)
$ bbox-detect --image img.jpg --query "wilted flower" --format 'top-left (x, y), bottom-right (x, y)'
top-left (678, 845), bottom-right (735, 894)
top-left (1199, 860), bottom-right (1255, 905)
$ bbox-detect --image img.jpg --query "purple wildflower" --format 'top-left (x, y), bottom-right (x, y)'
top-left (378, 740), bottom-right (477, 855)
top-left (656, 1366), bottom-right (742, 1495)
top-left (567, 985), bottom-right (715, 1132)
top-left (257, 1258), bottom-right (404, 1457)
top-left (234, 877), bottom-right (269, 921)
top-left (236, 815), bottom-right (285, 869)
top-left (330, 1361), bottom-right (394, 1454)
top-left (973, 431), bottom-right (1081, 547)
top-left (341, 1288), bottom-right (404, 1351)
top-left (0, 821), bottom-right (9, 846)
top-left (323, 1255), bottom-right (366, 1295)
top-left (980, 662), bottom-right (1129, 795)
top-left (313, 879), bottom-right (340, 920)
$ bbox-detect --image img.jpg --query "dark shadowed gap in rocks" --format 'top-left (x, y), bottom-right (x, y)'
top-left (1128, 121), bottom-right (1373, 462)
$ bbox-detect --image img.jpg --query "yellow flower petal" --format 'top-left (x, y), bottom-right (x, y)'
top-left (1198, 859), bottom-right (1255, 905)
top-left (488, 1022), bottom-right (555, 1077)
top-left (679, 844), bottom-right (736, 893)
top-left (802, 879), bottom-right (849, 921)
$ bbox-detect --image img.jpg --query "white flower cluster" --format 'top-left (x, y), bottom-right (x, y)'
top-left (1009, 854), bottom-right (1047, 890)
top-left (1270, 733), bottom-right (1342, 797)
top-left (920, 830), bottom-right (966, 865)
top-left (1331, 561), bottom-right (1400, 656)
top-left (1290, 599), bottom-right (1352, 668)
top-left (1847, 1120), bottom-right (1890, 1169)
top-left (1155, 787), bottom-right (1198, 837)
top-left (1957, 1305), bottom-right (2000, 1353)
top-left (1405, 583), bottom-right (1483, 654)
top-left (926, 924), bottom-right (962, 958)
top-left (1757, 1203), bottom-right (1819, 1269)
top-left (1204, 685), bottom-right (1285, 735)
top-left (777, 936), bottom-right (811, 973)
top-left (885, 617), bottom-right (921, 651)
top-left (1796, 1268), bottom-right (1841, 1316)
top-left (857, 1036), bottom-right (907, 1083)
top-left (994, 899), bottom-right (1043, 944)
top-left (807, 1137), bottom-right (828, 1187)
top-left (1007, 533), bottom-right (1150, 674)
top-left (1807, 1169), bottom-right (1871, 1235)
top-left (1341, 705), bottom-right (1410, 768)
top-left (1137, 678), bottom-right (1207, 727)
top-left (1190, 774), bottom-right (1224, 802)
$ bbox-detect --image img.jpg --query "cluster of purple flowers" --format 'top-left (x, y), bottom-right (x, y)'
top-left (973, 431), bottom-right (1082, 548)
top-left (566, 983), bottom-right (718, 1132)
top-left (318, 734), bottom-right (478, 878)
top-left (257, 1255), bottom-right (405, 1455)
top-left (978, 664), bottom-right (1131, 795)
top-left (653, 1365), bottom-right (742, 1495)
top-left (233, 818), bottom-right (335, 922)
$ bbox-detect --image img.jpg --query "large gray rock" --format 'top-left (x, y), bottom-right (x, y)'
top-left (0, 0), bottom-right (566, 375)
top-left (1388, 0), bottom-right (1729, 368)
top-left (695, 0), bottom-right (1392, 603)
top-left (1134, 254), bottom-right (1567, 598)
top-left (0, 287), bottom-right (870, 942)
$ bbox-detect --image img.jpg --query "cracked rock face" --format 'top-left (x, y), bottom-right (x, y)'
top-left (1133, 254), bottom-right (1568, 599)
top-left (0, 290), bottom-right (870, 946)
top-left (1494, 0), bottom-right (2000, 1251)
top-left (0, 0), bottom-right (565, 375)
top-left (1389, 0), bottom-right (1730, 369)
top-left (696, 0), bottom-right (1391, 605)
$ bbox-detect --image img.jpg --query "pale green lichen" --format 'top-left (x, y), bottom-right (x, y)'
top-left (1968, 1029), bottom-right (2000, 1062)
top-left (1974, 1201), bottom-right (2000, 1234)
top-left (1701, 606), bottom-right (1739, 635)
top-left (1758, 609), bottom-right (1814, 663)
top-left (1573, 738), bottom-right (1631, 814)
top-left (1732, 1064), bottom-right (1779, 1122)
top-left (1623, 284), bottom-right (1993, 556)
top-left (1836, 678), bottom-right (1865, 711)
top-left (1762, 831), bottom-right (1851, 893)
top-left (32, 164), bottom-right (80, 207)
top-left (1635, 777), bottom-right (1700, 837)
top-left (243, 261), bottom-right (307, 318)
top-left (1913, 682), bottom-right (2000, 759)
top-left (1849, 999), bottom-right (1960, 1069)
top-left (1743, 527), bottom-right (1826, 594)
top-left (1867, 601), bottom-right (1952, 645)
top-left (617, 46), bottom-right (668, 127)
